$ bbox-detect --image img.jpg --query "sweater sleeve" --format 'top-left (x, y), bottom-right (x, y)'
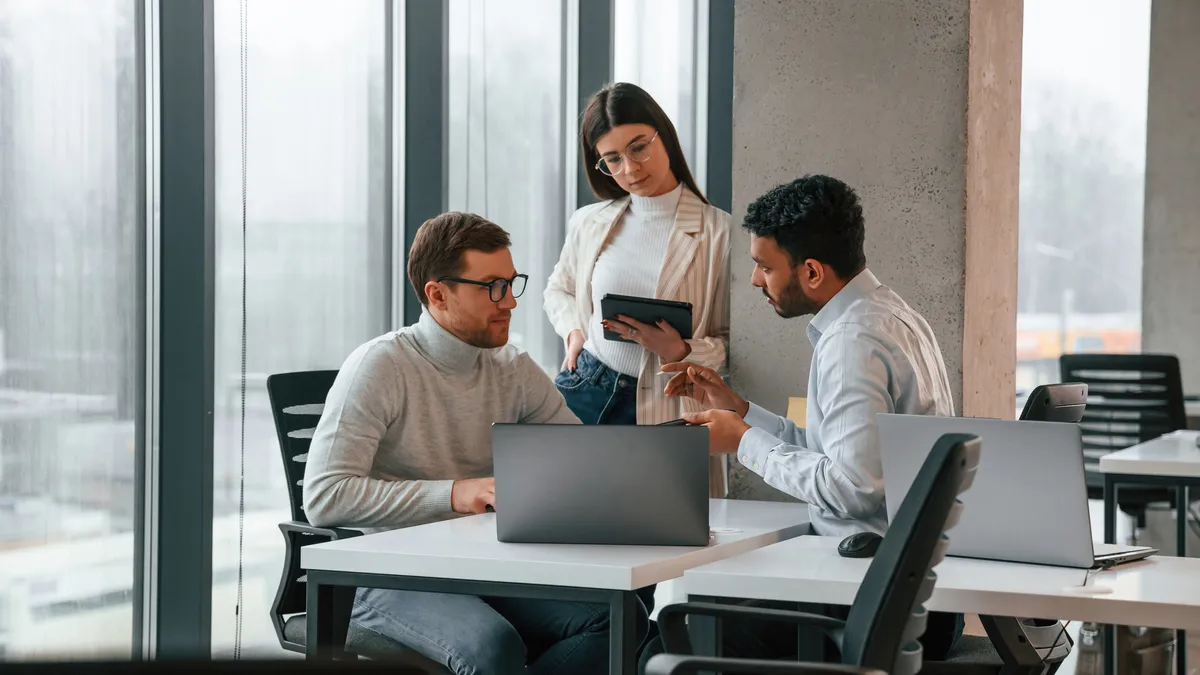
top-left (302, 341), bottom-right (455, 529)
top-left (517, 354), bottom-right (581, 424)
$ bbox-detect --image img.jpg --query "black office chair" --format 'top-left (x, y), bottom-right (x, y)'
top-left (266, 371), bottom-right (444, 672)
top-left (644, 432), bottom-right (981, 675)
top-left (0, 661), bottom-right (420, 675)
top-left (1059, 354), bottom-right (1187, 530)
top-left (1020, 382), bottom-right (1089, 423)
top-left (937, 383), bottom-right (1089, 675)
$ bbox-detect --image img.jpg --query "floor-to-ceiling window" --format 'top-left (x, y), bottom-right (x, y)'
top-left (446, 0), bottom-right (567, 374)
top-left (210, 0), bottom-right (390, 656)
top-left (1016, 0), bottom-right (1152, 398)
top-left (613, 0), bottom-right (703, 184)
top-left (0, 0), bottom-right (724, 660)
top-left (0, 0), bottom-right (141, 659)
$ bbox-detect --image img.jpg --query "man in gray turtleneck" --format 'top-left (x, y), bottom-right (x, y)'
top-left (303, 212), bottom-right (641, 675)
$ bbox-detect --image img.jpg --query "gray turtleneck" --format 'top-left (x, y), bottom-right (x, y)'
top-left (302, 310), bottom-right (580, 532)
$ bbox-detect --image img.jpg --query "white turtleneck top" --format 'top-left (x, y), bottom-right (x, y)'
top-left (583, 182), bottom-right (683, 376)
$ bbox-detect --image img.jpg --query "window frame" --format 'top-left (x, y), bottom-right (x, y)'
top-left (138, 0), bottom-right (730, 657)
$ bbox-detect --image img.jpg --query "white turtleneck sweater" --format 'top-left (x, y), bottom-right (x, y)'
top-left (583, 183), bottom-right (683, 377)
top-left (302, 310), bottom-right (580, 532)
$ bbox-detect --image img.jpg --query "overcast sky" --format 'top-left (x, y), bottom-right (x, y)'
top-left (1023, 0), bottom-right (1152, 119)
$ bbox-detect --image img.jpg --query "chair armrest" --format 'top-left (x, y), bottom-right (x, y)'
top-left (646, 654), bottom-right (885, 675)
top-left (279, 520), bottom-right (362, 541)
top-left (658, 602), bottom-right (846, 655)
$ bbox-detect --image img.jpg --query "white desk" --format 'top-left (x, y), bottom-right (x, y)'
top-left (301, 499), bottom-right (811, 674)
top-left (683, 536), bottom-right (1200, 632)
top-left (683, 536), bottom-right (1200, 675)
top-left (1097, 431), bottom-right (1200, 558)
top-left (1099, 431), bottom-right (1200, 478)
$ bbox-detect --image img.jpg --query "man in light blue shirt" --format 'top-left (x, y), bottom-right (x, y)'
top-left (654, 174), bottom-right (959, 665)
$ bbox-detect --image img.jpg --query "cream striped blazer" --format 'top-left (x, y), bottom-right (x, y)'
top-left (544, 187), bottom-right (732, 496)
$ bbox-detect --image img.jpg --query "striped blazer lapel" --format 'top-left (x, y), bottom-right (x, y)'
top-left (577, 197), bottom-right (629, 317)
top-left (654, 188), bottom-right (705, 301)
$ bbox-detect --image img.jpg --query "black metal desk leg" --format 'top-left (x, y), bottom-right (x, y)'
top-left (331, 585), bottom-right (357, 660)
top-left (1102, 462), bottom-right (1118, 675)
top-left (1177, 485), bottom-right (1189, 557)
top-left (1104, 474), bottom-right (1118, 545)
top-left (1103, 473), bottom-right (1120, 675)
top-left (796, 603), bottom-right (828, 663)
top-left (306, 577), bottom-right (335, 660)
top-left (686, 595), bottom-right (721, 658)
top-left (1180, 487), bottom-right (1190, 675)
top-left (1104, 624), bottom-right (1116, 675)
top-left (610, 590), bottom-right (639, 675)
top-left (1176, 629), bottom-right (1186, 675)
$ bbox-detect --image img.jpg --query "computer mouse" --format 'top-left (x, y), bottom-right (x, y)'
top-left (838, 532), bottom-right (883, 559)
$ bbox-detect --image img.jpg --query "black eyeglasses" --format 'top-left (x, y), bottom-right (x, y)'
top-left (437, 273), bottom-right (528, 303)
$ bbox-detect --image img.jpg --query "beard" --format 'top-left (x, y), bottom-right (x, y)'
top-left (766, 277), bottom-right (821, 319)
top-left (461, 326), bottom-right (507, 349)
top-left (448, 312), bottom-right (511, 349)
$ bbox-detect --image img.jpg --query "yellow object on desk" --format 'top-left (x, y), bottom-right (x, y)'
top-left (786, 397), bottom-right (807, 426)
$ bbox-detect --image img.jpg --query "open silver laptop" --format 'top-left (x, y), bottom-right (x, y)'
top-left (492, 423), bottom-right (711, 546)
top-left (878, 414), bottom-right (1156, 569)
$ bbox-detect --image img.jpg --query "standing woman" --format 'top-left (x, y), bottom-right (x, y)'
top-left (544, 81), bottom-right (731, 497)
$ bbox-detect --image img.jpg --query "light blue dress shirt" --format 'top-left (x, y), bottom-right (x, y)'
top-left (737, 268), bottom-right (955, 537)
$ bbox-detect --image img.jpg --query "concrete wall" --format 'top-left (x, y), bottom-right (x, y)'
top-left (727, 0), bottom-right (1021, 500)
top-left (1142, 0), bottom-right (1200, 392)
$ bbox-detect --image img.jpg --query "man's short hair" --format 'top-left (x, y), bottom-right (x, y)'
top-left (407, 212), bottom-right (512, 306)
top-left (742, 174), bottom-right (867, 279)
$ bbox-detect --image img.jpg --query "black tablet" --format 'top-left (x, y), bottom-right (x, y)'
top-left (600, 293), bottom-right (693, 343)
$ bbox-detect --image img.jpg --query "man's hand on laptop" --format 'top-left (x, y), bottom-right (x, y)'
top-left (682, 409), bottom-right (751, 454)
top-left (451, 477), bottom-right (496, 514)
top-left (661, 362), bottom-right (749, 417)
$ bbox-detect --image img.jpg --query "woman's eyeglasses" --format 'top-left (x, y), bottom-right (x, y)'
top-left (437, 273), bottom-right (528, 303)
top-left (594, 131), bottom-right (659, 177)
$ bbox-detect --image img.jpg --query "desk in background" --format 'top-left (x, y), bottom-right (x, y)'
top-left (301, 499), bottom-right (811, 675)
top-left (682, 536), bottom-right (1200, 675)
top-left (1099, 430), bottom-right (1200, 558)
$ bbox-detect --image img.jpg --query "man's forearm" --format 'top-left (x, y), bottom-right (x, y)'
top-left (304, 474), bottom-right (454, 529)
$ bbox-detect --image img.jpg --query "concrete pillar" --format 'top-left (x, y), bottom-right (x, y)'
top-left (728, 0), bottom-right (1022, 500)
top-left (1141, 0), bottom-right (1200, 392)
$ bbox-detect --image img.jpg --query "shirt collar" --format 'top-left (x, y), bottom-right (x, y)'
top-left (807, 268), bottom-right (881, 344)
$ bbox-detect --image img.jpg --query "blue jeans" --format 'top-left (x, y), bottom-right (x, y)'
top-left (353, 586), bottom-right (645, 675)
top-left (554, 349), bottom-right (657, 618)
top-left (554, 348), bottom-right (639, 426)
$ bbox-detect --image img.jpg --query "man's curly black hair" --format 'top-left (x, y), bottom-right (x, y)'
top-left (742, 174), bottom-right (866, 279)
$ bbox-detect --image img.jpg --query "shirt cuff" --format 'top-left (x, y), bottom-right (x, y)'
top-left (744, 401), bottom-right (781, 432)
top-left (737, 427), bottom-right (779, 476)
top-left (422, 479), bottom-right (455, 516)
